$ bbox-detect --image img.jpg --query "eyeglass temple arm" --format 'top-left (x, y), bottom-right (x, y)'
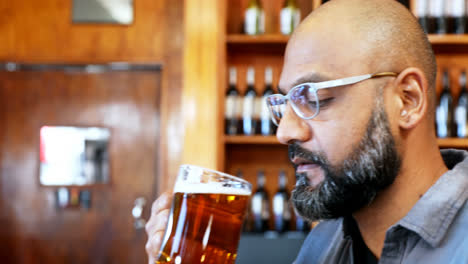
top-left (371, 72), bottom-right (398, 78)
top-left (313, 72), bottom-right (398, 90)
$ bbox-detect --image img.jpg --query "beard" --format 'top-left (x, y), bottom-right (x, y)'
top-left (290, 103), bottom-right (401, 221)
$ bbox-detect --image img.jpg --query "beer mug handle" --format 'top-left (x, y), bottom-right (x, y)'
top-left (132, 197), bottom-right (147, 229)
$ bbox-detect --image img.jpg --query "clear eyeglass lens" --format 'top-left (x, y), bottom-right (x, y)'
top-left (289, 84), bottom-right (318, 119)
top-left (266, 84), bottom-right (319, 126)
top-left (266, 95), bottom-right (286, 126)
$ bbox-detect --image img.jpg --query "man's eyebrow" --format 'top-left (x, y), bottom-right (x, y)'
top-left (278, 72), bottom-right (333, 95)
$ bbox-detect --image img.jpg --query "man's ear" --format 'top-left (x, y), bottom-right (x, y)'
top-left (394, 67), bottom-right (429, 130)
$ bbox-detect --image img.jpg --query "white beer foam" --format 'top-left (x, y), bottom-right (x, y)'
top-left (174, 182), bottom-right (251, 196)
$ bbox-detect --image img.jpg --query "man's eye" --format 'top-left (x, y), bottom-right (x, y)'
top-left (309, 98), bottom-right (334, 108)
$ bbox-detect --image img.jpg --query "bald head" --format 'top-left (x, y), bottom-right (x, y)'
top-left (285, 0), bottom-right (437, 110)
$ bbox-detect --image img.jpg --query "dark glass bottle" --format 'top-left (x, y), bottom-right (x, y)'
top-left (251, 170), bottom-right (270, 233)
top-left (456, 71), bottom-right (468, 138)
top-left (280, 0), bottom-right (301, 35)
top-left (273, 170), bottom-right (291, 233)
top-left (225, 67), bottom-right (241, 135)
top-left (415, 0), bottom-right (429, 33)
top-left (243, 67), bottom-right (258, 135)
top-left (259, 67), bottom-right (275, 136)
top-left (436, 71), bottom-right (454, 138)
top-left (446, 0), bottom-right (466, 34)
top-left (294, 209), bottom-right (310, 233)
top-left (428, 0), bottom-right (446, 34)
top-left (244, 0), bottom-right (265, 35)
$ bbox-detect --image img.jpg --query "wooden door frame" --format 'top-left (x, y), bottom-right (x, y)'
top-left (182, 0), bottom-right (227, 171)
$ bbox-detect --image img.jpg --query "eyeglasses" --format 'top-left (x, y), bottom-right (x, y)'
top-left (265, 72), bottom-right (398, 126)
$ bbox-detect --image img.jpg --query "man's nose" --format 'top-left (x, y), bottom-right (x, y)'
top-left (276, 105), bottom-right (312, 145)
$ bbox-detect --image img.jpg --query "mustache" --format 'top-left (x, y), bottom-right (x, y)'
top-left (288, 143), bottom-right (327, 168)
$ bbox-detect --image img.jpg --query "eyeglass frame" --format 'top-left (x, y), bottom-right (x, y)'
top-left (266, 72), bottom-right (398, 125)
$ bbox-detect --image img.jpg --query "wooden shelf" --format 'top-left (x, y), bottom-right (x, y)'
top-left (225, 136), bottom-right (468, 148)
top-left (226, 34), bottom-right (290, 44)
top-left (428, 34), bottom-right (468, 45)
top-left (437, 138), bottom-right (468, 148)
top-left (224, 135), bottom-right (281, 144)
top-left (227, 34), bottom-right (468, 45)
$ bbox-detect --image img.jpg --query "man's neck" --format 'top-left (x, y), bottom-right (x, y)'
top-left (352, 136), bottom-right (448, 259)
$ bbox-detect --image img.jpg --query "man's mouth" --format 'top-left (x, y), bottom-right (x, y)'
top-left (292, 157), bottom-right (325, 187)
top-left (292, 157), bottom-right (320, 170)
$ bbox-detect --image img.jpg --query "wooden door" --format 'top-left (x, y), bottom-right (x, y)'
top-left (0, 64), bottom-right (161, 264)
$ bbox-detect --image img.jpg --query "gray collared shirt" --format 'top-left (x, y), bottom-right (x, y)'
top-left (294, 149), bottom-right (468, 264)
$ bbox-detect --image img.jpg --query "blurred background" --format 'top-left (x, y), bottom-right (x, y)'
top-left (1, 0), bottom-right (467, 263)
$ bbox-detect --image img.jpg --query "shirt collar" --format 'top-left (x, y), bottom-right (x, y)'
top-left (398, 149), bottom-right (468, 247)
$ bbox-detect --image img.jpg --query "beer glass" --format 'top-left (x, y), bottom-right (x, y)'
top-left (156, 165), bottom-right (252, 264)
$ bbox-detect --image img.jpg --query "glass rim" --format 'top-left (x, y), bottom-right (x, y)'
top-left (179, 164), bottom-right (252, 188)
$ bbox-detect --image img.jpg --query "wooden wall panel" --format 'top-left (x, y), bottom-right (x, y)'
top-left (0, 69), bottom-right (162, 263)
top-left (158, 0), bottom-right (184, 194)
top-left (182, 0), bottom-right (226, 170)
top-left (1, 1), bottom-right (166, 62)
top-left (0, 0), bottom-right (184, 193)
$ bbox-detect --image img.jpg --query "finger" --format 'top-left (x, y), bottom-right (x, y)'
top-left (146, 209), bottom-right (170, 238)
top-left (148, 254), bottom-right (154, 264)
top-left (150, 209), bottom-right (170, 236)
top-left (145, 209), bottom-right (170, 238)
top-left (145, 224), bottom-right (162, 264)
top-left (151, 191), bottom-right (172, 215)
top-left (145, 208), bottom-right (170, 235)
top-left (146, 230), bottom-right (166, 260)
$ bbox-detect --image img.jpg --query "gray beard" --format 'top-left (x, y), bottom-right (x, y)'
top-left (290, 104), bottom-right (401, 221)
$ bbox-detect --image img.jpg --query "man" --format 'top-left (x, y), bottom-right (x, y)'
top-left (146, 0), bottom-right (468, 263)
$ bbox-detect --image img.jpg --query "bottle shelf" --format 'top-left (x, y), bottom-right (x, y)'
top-left (224, 135), bottom-right (280, 144)
top-left (225, 135), bottom-right (468, 148)
top-left (437, 138), bottom-right (468, 148)
top-left (226, 34), bottom-right (468, 45)
top-left (226, 34), bottom-right (290, 44)
top-left (428, 34), bottom-right (468, 45)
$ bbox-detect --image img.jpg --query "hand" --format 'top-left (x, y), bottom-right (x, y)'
top-left (145, 191), bottom-right (172, 264)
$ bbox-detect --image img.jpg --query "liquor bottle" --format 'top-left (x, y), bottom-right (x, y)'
top-left (447, 0), bottom-right (466, 34)
top-left (244, 0), bottom-right (265, 35)
top-left (415, 0), bottom-right (429, 33)
top-left (294, 209), bottom-right (310, 233)
top-left (280, 0), bottom-right (301, 35)
top-left (79, 190), bottom-right (92, 210)
top-left (436, 71), bottom-right (454, 138)
top-left (456, 71), bottom-right (468, 138)
top-left (272, 170), bottom-right (291, 233)
top-left (251, 170), bottom-right (270, 233)
top-left (225, 67), bottom-right (241, 135)
top-left (259, 67), bottom-right (275, 136)
top-left (428, 0), bottom-right (446, 34)
top-left (243, 67), bottom-right (258, 135)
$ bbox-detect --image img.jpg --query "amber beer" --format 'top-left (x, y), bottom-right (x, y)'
top-left (156, 165), bottom-right (252, 264)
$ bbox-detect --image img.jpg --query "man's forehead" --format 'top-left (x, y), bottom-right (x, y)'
top-left (279, 35), bottom-right (372, 93)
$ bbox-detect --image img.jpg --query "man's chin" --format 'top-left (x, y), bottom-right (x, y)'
top-left (291, 183), bottom-right (333, 221)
